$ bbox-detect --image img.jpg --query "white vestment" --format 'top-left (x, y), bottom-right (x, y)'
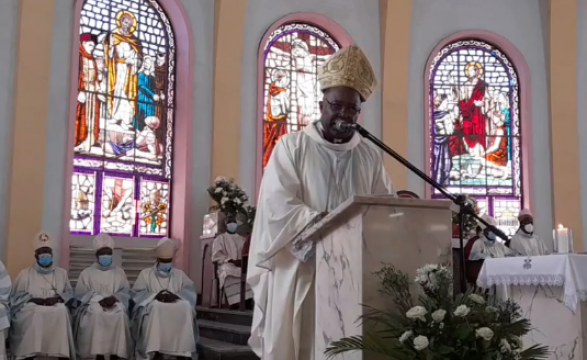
top-left (74, 264), bottom-right (132, 359)
top-left (247, 122), bottom-right (396, 360)
top-left (0, 262), bottom-right (12, 360)
top-left (212, 233), bottom-right (253, 305)
top-left (10, 266), bottom-right (75, 360)
top-left (131, 267), bottom-right (198, 360)
top-left (509, 230), bottom-right (550, 257)
top-left (469, 237), bottom-right (514, 260)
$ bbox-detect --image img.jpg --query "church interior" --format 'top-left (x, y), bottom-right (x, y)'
top-left (0, 0), bottom-right (584, 359)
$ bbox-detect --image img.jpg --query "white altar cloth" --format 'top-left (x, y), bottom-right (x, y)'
top-left (477, 255), bottom-right (587, 359)
top-left (477, 254), bottom-right (587, 312)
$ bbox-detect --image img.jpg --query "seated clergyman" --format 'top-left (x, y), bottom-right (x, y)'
top-left (212, 214), bottom-right (253, 308)
top-left (509, 209), bottom-right (550, 256)
top-left (131, 238), bottom-right (199, 360)
top-left (74, 233), bottom-right (132, 360)
top-left (469, 216), bottom-right (514, 260)
top-left (10, 232), bottom-right (76, 360)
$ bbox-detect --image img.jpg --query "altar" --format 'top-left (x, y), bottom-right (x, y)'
top-left (477, 254), bottom-right (587, 359)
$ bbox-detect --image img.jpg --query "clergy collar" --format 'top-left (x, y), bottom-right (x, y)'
top-left (305, 121), bottom-right (361, 151)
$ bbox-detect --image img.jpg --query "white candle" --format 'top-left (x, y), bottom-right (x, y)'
top-left (554, 224), bottom-right (571, 253)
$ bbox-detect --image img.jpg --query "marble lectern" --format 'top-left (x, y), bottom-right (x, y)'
top-left (298, 195), bottom-right (453, 360)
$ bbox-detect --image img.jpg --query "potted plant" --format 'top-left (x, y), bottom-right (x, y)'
top-left (325, 264), bottom-right (549, 360)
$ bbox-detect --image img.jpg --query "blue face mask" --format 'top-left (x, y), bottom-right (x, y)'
top-left (37, 254), bottom-right (53, 267)
top-left (486, 232), bottom-right (497, 241)
top-left (158, 262), bottom-right (172, 273)
top-left (226, 223), bottom-right (238, 233)
top-left (98, 255), bottom-right (113, 267)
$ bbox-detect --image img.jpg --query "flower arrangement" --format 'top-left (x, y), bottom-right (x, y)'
top-left (207, 176), bottom-right (249, 216)
top-left (243, 204), bottom-right (256, 228)
top-left (325, 263), bottom-right (549, 360)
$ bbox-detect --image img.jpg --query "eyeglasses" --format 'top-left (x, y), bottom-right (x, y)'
top-left (324, 99), bottom-right (361, 116)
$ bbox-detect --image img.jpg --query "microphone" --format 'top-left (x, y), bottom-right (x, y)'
top-left (333, 120), bottom-right (356, 132)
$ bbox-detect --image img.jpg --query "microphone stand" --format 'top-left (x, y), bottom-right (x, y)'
top-left (349, 123), bottom-right (507, 293)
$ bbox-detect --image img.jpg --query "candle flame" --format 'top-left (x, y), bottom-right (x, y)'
top-left (558, 224), bottom-right (564, 229)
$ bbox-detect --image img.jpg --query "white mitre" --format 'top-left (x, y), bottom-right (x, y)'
top-left (478, 214), bottom-right (497, 229)
top-left (93, 233), bottom-right (115, 251)
top-left (33, 231), bottom-right (52, 251)
top-left (156, 237), bottom-right (177, 259)
top-left (317, 44), bottom-right (377, 102)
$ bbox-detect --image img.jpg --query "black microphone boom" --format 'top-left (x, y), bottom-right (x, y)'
top-left (349, 122), bottom-right (507, 293)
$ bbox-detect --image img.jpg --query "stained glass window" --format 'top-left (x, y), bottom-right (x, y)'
top-left (261, 22), bottom-right (339, 168)
top-left (428, 39), bottom-right (523, 236)
top-left (71, 0), bottom-right (175, 238)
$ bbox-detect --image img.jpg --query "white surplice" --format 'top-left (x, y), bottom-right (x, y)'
top-left (131, 267), bottom-right (198, 360)
top-left (74, 264), bottom-right (132, 359)
top-left (469, 237), bottom-right (515, 260)
top-left (212, 233), bottom-right (253, 305)
top-left (247, 122), bottom-right (396, 360)
top-left (509, 230), bottom-right (550, 257)
top-left (10, 265), bottom-right (75, 360)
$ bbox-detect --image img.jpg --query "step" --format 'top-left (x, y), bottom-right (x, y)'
top-left (198, 319), bottom-right (250, 346)
top-left (196, 306), bottom-right (252, 327)
top-left (198, 336), bottom-right (258, 360)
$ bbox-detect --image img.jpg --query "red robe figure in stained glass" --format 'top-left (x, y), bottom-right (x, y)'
top-left (450, 62), bottom-right (488, 157)
top-left (263, 78), bottom-right (289, 168)
top-left (75, 33), bottom-right (102, 150)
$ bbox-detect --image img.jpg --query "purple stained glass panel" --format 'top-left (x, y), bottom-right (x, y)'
top-left (71, 0), bottom-right (174, 238)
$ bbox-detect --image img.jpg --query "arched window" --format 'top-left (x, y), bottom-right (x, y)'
top-left (428, 39), bottom-right (523, 236)
top-left (261, 22), bottom-right (340, 169)
top-left (70, 0), bottom-right (175, 238)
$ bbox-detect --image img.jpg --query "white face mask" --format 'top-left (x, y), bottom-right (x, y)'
top-left (523, 224), bottom-right (534, 233)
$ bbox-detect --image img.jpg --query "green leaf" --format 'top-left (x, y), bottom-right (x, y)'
top-left (436, 345), bottom-right (453, 355)
top-left (454, 323), bottom-right (471, 340)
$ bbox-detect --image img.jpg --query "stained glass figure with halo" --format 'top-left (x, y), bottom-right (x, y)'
top-left (71, 0), bottom-right (175, 238)
top-left (429, 40), bottom-right (523, 236)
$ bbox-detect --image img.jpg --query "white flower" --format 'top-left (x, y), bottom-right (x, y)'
top-left (510, 336), bottom-right (523, 349)
top-left (413, 336), bottom-right (429, 351)
top-left (222, 190), bottom-right (227, 196)
top-left (500, 339), bottom-right (511, 353)
top-left (235, 198), bottom-right (241, 204)
top-left (399, 330), bottom-right (412, 343)
top-left (439, 322), bottom-right (445, 329)
top-left (406, 306), bottom-right (427, 321)
top-left (214, 187), bottom-right (223, 194)
top-left (431, 309), bottom-right (446, 322)
top-left (221, 197), bottom-right (228, 204)
top-left (453, 305), bottom-right (470, 317)
top-left (214, 176), bottom-right (227, 183)
top-left (485, 306), bottom-right (498, 313)
top-left (468, 294), bottom-right (486, 304)
top-left (475, 327), bottom-right (494, 341)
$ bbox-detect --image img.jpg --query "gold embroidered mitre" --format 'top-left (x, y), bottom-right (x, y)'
top-left (318, 44), bottom-right (377, 102)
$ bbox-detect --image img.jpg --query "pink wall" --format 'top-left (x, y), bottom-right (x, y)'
top-left (254, 13), bottom-right (354, 197)
top-left (423, 30), bottom-right (533, 211)
top-left (62, 0), bottom-right (194, 270)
